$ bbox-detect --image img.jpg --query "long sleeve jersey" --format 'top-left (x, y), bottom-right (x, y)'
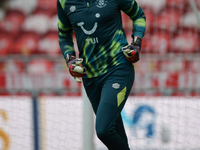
top-left (57, 0), bottom-right (146, 78)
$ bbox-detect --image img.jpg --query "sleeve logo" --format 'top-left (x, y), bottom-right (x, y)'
top-left (96, 0), bottom-right (107, 8)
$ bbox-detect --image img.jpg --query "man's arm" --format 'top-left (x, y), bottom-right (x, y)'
top-left (57, 0), bottom-right (75, 58)
top-left (119, 0), bottom-right (146, 63)
top-left (119, 0), bottom-right (146, 39)
top-left (57, 0), bottom-right (86, 82)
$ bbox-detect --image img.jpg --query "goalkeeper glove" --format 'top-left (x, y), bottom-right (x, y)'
top-left (66, 54), bottom-right (87, 83)
top-left (122, 36), bottom-right (142, 63)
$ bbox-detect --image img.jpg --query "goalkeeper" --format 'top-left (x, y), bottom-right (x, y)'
top-left (57, 0), bottom-right (146, 149)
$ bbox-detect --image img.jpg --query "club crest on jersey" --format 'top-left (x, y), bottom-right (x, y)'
top-left (96, 0), bottom-right (107, 8)
top-left (70, 6), bottom-right (76, 12)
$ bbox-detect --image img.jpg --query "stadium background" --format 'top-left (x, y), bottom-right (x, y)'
top-left (0, 0), bottom-right (200, 150)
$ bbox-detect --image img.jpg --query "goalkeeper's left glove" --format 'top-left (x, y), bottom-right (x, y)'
top-left (122, 36), bottom-right (142, 63)
top-left (66, 54), bottom-right (87, 83)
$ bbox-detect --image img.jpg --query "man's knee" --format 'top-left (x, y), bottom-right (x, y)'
top-left (96, 124), bottom-right (116, 140)
top-left (96, 126), bottom-right (108, 140)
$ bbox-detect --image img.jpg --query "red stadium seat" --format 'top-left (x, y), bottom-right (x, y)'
top-left (32, 4), bottom-right (56, 18)
top-left (142, 32), bottom-right (171, 53)
top-left (171, 32), bottom-right (198, 53)
top-left (137, 0), bottom-right (166, 14)
top-left (190, 91), bottom-right (200, 97)
top-left (48, 15), bottom-right (58, 32)
top-left (22, 13), bottom-right (50, 35)
top-left (62, 91), bottom-right (82, 97)
top-left (160, 59), bottom-right (185, 72)
top-left (191, 60), bottom-right (200, 72)
top-left (6, 0), bottom-right (37, 15)
top-left (156, 9), bottom-right (181, 32)
top-left (6, 9), bottom-right (25, 24)
top-left (0, 34), bottom-right (13, 55)
top-left (198, 37), bottom-right (200, 52)
top-left (166, 0), bottom-right (186, 9)
top-left (167, 0), bottom-right (200, 12)
top-left (134, 58), bottom-right (158, 73)
top-left (0, 59), bottom-right (24, 73)
top-left (171, 92), bottom-right (185, 96)
top-left (38, 32), bottom-right (61, 56)
top-left (181, 11), bottom-right (200, 29)
top-left (140, 33), bottom-right (150, 53)
top-left (0, 10), bottom-right (25, 38)
top-left (36, 0), bottom-right (57, 15)
top-left (14, 32), bottom-right (39, 55)
top-left (121, 12), bottom-right (132, 33)
top-left (166, 72), bottom-right (179, 88)
top-left (144, 10), bottom-right (154, 33)
top-left (27, 59), bottom-right (53, 74)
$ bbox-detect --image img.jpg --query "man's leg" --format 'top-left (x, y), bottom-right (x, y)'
top-left (82, 78), bottom-right (101, 114)
top-left (115, 115), bottom-right (129, 146)
top-left (95, 64), bottom-right (134, 150)
top-left (95, 101), bottom-right (130, 150)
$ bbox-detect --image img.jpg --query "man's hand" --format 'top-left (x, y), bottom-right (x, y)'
top-left (122, 36), bottom-right (142, 63)
top-left (66, 54), bottom-right (87, 83)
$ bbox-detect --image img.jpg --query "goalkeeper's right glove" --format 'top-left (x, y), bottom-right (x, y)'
top-left (122, 36), bottom-right (142, 63)
top-left (66, 54), bottom-right (87, 83)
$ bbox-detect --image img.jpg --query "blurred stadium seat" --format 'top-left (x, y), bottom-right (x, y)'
top-left (36, 0), bottom-right (57, 16)
top-left (191, 60), bottom-right (200, 72)
top-left (0, 59), bottom-right (24, 73)
top-left (48, 15), bottom-right (59, 32)
top-left (181, 10), bottom-right (200, 28)
top-left (38, 32), bottom-right (61, 56)
top-left (22, 13), bottom-right (50, 35)
top-left (14, 32), bottom-right (39, 55)
top-left (160, 60), bottom-right (184, 72)
top-left (0, 34), bottom-right (13, 55)
top-left (143, 10), bottom-right (154, 33)
top-left (0, 9), bottom-right (25, 38)
top-left (172, 32), bottom-right (199, 53)
top-left (27, 59), bottom-right (53, 74)
top-left (156, 9), bottom-right (181, 32)
top-left (167, 0), bottom-right (187, 8)
top-left (6, 0), bottom-right (37, 15)
top-left (142, 32), bottom-right (171, 54)
top-left (138, 0), bottom-right (166, 14)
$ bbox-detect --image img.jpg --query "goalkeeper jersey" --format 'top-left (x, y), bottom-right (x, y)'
top-left (57, 0), bottom-right (146, 78)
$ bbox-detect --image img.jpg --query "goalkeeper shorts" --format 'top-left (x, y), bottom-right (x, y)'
top-left (82, 63), bottom-right (135, 113)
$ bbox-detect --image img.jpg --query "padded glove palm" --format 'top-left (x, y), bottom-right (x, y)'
top-left (66, 54), bottom-right (87, 83)
top-left (122, 36), bottom-right (142, 63)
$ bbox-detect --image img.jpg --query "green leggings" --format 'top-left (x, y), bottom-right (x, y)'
top-left (83, 63), bottom-right (135, 150)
